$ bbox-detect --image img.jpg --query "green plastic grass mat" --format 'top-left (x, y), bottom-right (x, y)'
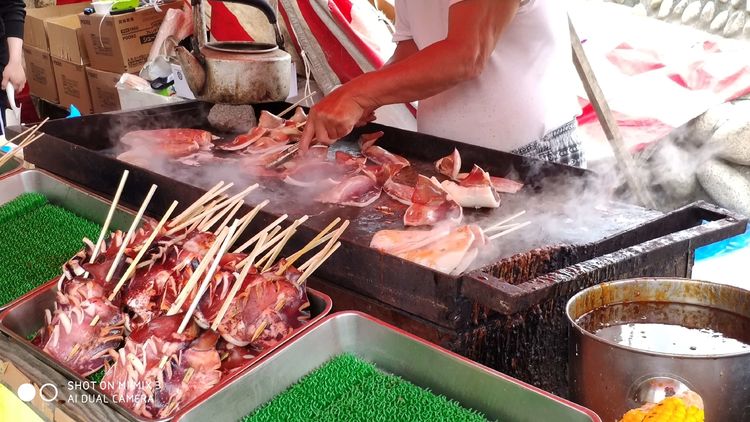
top-left (244, 353), bottom-right (490, 422)
top-left (88, 368), bottom-right (105, 383)
top-left (0, 193), bottom-right (101, 306)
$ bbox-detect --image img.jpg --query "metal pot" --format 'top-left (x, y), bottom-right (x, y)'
top-left (566, 277), bottom-right (750, 422)
top-left (174, 0), bottom-right (291, 104)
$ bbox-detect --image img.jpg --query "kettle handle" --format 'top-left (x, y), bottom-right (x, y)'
top-left (194, 0), bottom-right (285, 49)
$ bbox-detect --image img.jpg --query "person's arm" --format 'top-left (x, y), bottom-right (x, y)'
top-left (301, 0), bottom-right (520, 149)
top-left (352, 39), bottom-right (418, 128)
top-left (384, 39), bottom-right (418, 67)
top-left (1, 0), bottom-right (27, 90)
top-left (3, 38), bottom-right (26, 90)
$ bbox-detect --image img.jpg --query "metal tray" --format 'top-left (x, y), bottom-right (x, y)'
top-left (0, 155), bottom-right (23, 178)
top-left (0, 169), bottom-right (136, 309)
top-left (0, 282), bottom-right (332, 422)
top-left (174, 312), bottom-right (602, 422)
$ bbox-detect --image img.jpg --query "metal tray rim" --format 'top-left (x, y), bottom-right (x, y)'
top-left (174, 310), bottom-right (602, 422)
top-left (0, 155), bottom-right (24, 180)
top-left (0, 283), bottom-right (331, 422)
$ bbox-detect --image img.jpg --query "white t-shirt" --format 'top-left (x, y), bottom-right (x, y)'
top-left (392, 0), bottom-right (580, 151)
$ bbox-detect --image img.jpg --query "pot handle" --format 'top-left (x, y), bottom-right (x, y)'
top-left (201, 0), bottom-right (286, 49)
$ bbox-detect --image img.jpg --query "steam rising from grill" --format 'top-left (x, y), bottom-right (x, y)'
top-left (101, 111), bottom-right (664, 274)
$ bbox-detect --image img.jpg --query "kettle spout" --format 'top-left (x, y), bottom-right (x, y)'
top-left (175, 46), bottom-right (207, 96)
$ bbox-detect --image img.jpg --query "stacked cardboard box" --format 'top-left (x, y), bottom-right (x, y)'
top-left (78, 1), bottom-right (183, 113)
top-left (48, 13), bottom-right (93, 113)
top-left (23, 2), bottom-right (179, 114)
top-left (23, 2), bottom-right (89, 105)
top-left (79, 1), bottom-right (182, 74)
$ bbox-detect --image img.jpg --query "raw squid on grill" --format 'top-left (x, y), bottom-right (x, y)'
top-left (441, 165), bottom-right (501, 209)
top-left (371, 224), bottom-right (488, 275)
top-left (118, 129), bottom-right (215, 166)
top-left (435, 148), bottom-right (461, 180)
top-left (316, 175), bottom-right (382, 208)
top-left (435, 148), bottom-right (525, 194)
top-left (404, 176), bottom-right (463, 227)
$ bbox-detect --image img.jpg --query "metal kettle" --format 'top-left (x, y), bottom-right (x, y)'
top-left (175, 0), bottom-right (291, 104)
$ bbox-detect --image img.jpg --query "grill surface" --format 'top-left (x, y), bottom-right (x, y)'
top-left (10, 102), bottom-right (747, 395)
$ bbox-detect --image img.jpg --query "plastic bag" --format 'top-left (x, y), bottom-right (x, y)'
top-left (140, 4), bottom-right (194, 81)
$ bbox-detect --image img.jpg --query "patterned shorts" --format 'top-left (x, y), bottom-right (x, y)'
top-left (511, 120), bottom-right (586, 168)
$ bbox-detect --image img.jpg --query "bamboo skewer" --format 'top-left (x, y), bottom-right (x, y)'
top-left (237, 226), bottom-right (286, 268)
top-left (167, 194), bottom-right (227, 236)
top-left (250, 321), bottom-right (269, 343)
top-left (254, 229), bottom-right (292, 270)
top-left (210, 231), bottom-right (268, 331)
top-left (177, 221), bottom-right (239, 334)
top-left (229, 200), bottom-right (270, 248)
top-left (90, 171), bottom-right (129, 264)
top-left (298, 222), bottom-right (347, 273)
top-left (265, 144), bottom-right (299, 169)
top-left (169, 181), bottom-right (228, 227)
top-left (196, 182), bottom-right (258, 233)
top-left (106, 201), bottom-right (179, 303)
top-left (238, 226), bottom-right (281, 270)
top-left (104, 184), bottom-right (158, 282)
top-left (168, 182), bottom-right (236, 232)
top-left (0, 133), bottom-right (43, 167)
top-left (488, 221), bottom-right (532, 241)
top-left (0, 116), bottom-right (48, 146)
top-left (0, 117), bottom-right (50, 167)
top-left (233, 214), bottom-right (288, 254)
top-left (167, 228), bottom-right (229, 316)
top-left (276, 218), bottom-right (347, 275)
top-left (297, 242), bottom-right (341, 286)
top-left (277, 91), bottom-right (317, 118)
top-left (214, 199), bottom-right (244, 234)
top-left (0, 124), bottom-right (34, 146)
top-left (207, 184), bottom-right (258, 215)
top-left (298, 244), bottom-right (327, 273)
top-left (193, 197), bottom-right (228, 231)
top-left (483, 210), bottom-right (527, 233)
top-left (251, 216), bottom-right (309, 270)
top-left (185, 197), bottom-right (226, 234)
top-left (261, 227), bottom-right (297, 272)
top-left (199, 197), bottom-right (242, 232)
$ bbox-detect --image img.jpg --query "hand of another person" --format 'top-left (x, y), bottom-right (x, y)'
top-left (2, 59), bottom-right (26, 91)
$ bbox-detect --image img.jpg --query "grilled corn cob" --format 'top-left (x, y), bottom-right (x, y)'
top-left (619, 392), bottom-right (704, 422)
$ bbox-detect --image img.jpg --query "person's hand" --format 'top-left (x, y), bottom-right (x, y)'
top-left (299, 84), bottom-right (374, 152)
top-left (2, 59), bottom-right (26, 91)
top-left (356, 110), bottom-right (376, 127)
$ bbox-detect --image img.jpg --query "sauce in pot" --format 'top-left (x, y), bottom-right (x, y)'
top-left (576, 302), bottom-right (750, 355)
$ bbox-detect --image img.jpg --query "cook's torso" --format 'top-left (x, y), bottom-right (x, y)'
top-left (400, 0), bottom-right (580, 151)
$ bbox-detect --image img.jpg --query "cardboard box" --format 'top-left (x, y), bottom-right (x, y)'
top-left (86, 67), bottom-right (121, 113)
top-left (23, 45), bottom-right (59, 103)
top-left (52, 58), bottom-right (93, 114)
top-left (79, 2), bottom-right (182, 74)
top-left (46, 14), bottom-right (89, 64)
top-left (24, 3), bottom-right (91, 51)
